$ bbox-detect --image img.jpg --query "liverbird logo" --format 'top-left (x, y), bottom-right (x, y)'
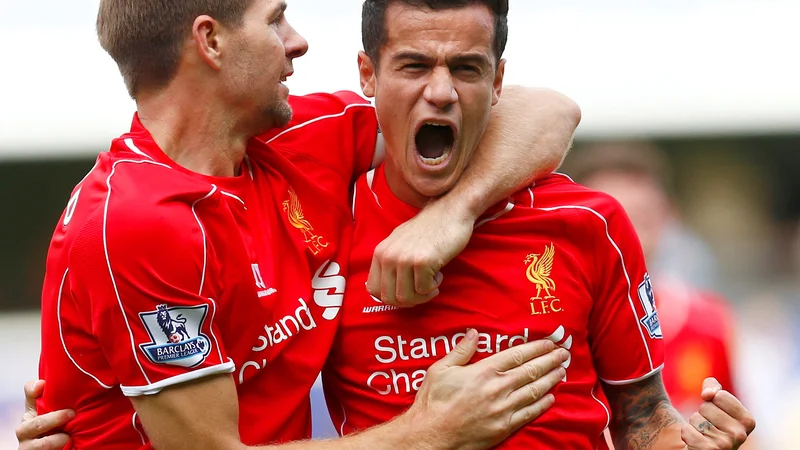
top-left (283, 188), bottom-right (328, 255)
top-left (524, 243), bottom-right (557, 300)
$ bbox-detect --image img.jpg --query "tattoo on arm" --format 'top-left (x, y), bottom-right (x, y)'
top-left (604, 373), bottom-right (685, 450)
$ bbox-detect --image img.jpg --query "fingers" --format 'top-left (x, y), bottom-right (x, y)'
top-left (16, 410), bottom-right (75, 443)
top-left (414, 263), bottom-right (444, 296)
top-left (710, 390), bottom-right (756, 434)
top-left (681, 422), bottom-right (708, 448)
top-left (484, 339), bottom-right (557, 373)
top-left (688, 411), bottom-right (741, 450)
top-left (507, 393), bottom-right (556, 432)
top-left (23, 380), bottom-right (45, 416)
top-left (434, 329), bottom-right (479, 368)
top-left (381, 265), bottom-right (397, 306)
top-left (507, 366), bottom-right (566, 411)
top-left (503, 348), bottom-right (570, 391)
top-left (698, 401), bottom-right (745, 442)
top-left (18, 434), bottom-right (70, 450)
top-left (366, 256), bottom-right (382, 301)
top-left (701, 377), bottom-right (723, 401)
top-left (395, 264), bottom-right (415, 305)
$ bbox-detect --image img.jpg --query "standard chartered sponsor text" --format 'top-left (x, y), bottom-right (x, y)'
top-left (368, 329), bottom-right (531, 395)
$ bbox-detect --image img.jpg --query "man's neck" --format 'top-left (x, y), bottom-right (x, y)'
top-left (136, 88), bottom-right (253, 178)
top-left (383, 159), bottom-right (432, 209)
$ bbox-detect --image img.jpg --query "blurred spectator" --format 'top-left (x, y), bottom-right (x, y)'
top-left (564, 142), bottom-right (737, 417)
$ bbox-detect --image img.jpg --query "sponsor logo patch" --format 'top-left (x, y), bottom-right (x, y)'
top-left (638, 273), bottom-right (663, 339)
top-left (139, 304), bottom-right (212, 367)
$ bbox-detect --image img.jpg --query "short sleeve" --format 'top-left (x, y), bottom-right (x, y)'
top-left (69, 200), bottom-right (234, 397)
top-left (257, 91), bottom-right (380, 188)
top-left (586, 197), bottom-right (665, 385)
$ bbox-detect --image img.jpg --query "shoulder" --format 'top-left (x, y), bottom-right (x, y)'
top-left (288, 90), bottom-right (373, 122)
top-left (78, 171), bottom-right (215, 261)
top-left (258, 91), bottom-right (375, 144)
top-left (529, 173), bottom-right (629, 220)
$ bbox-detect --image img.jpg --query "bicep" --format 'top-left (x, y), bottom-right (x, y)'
top-left (131, 373), bottom-right (244, 450)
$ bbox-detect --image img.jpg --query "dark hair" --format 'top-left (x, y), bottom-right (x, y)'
top-left (361, 0), bottom-right (509, 66)
top-left (97, 0), bottom-right (253, 99)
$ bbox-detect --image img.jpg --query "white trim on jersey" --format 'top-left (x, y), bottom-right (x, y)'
top-left (372, 132), bottom-right (386, 169)
top-left (351, 183), bottom-right (357, 219)
top-left (207, 297), bottom-right (225, 365)
top-left (77, 159), bottom-right (100, 186)
top-left (132, 412), bottom-right (146, 445)
top-left (124, 138), bottom-right (155, 161)
top-left (527, 186), bottom-right (535, 208)
top-left (552, 172), bottom-right (575, 183)
top-left (474, 200), bottom-right (515, 228)
top-left (364, 169), bottom-right (382, 208)
top-left (533, 204), bottom-right (656, 371)
top-left (192, 186), bottom-right (218, 296)
top-left (104, 158), bottom-right (173, 386)
top-left (57, 268), bottom-right (113, 389)
top-left (600, 363), bottom-right (665, 386)
top-left (244, 154), bottom-right (255, 181)
top-left (120, 360), bottom-right (235, 396)
top-left (220, 190), bottom-right (246, 208)
top-left (338, 404), bottom-right (349, 437)
top-left (265, 103), bottom-right (376, 145)
top-left (591, 384), bottom-right (611, 431)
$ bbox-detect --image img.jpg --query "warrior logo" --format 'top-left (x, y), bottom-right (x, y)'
top-left (139, 304), bottom-right (212, 367)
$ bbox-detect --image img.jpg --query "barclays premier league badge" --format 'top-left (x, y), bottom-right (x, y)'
top-left (637, 273), bottom-right (663, 339)
top-left (139, 304), bottom-right (212, 367)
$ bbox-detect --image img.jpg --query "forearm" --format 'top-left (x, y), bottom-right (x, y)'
top-left (254, 413), bottom-right (447, 450)
top-left (437, 86), bottom-right (580, 220)
top-left (610, 400), bottom-right (686, 450)
top-left (606, 374), bottom-right (687, 450)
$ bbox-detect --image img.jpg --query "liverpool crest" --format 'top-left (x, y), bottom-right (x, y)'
top-left (524, 243), bottom-right (563, 315)
top-left (283, 188), bottom-right (328, 255)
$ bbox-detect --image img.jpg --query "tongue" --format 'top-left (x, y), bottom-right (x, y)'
top-left (416, 125), bottom-right (450, 159)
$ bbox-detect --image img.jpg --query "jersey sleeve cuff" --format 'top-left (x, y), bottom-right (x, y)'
top-left (599, 363), bottom-right (664, 386)
top-left (120, 359), bottom-right (236, 396)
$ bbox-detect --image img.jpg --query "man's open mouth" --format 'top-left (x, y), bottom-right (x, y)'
top-left (415, 122), bottom-right (456, 166)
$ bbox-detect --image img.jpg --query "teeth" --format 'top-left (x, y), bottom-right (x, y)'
top-left (420, 148), bottom-right (451, 166)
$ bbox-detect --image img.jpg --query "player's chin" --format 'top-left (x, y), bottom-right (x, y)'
top-left (409, 173), bottom-right (458, 199)
top-left (270, 101), bottom-right (294, 128)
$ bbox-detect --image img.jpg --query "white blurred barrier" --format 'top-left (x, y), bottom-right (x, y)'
top-left (0, 313), bottom-right (40, 450)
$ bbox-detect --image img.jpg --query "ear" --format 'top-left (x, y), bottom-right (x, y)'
top-left (192, 15), bottom-right (224, 70)
top-left (491, 58), bottom-right (506, 106)
top-left (358, 51), bottom-right (377, 98)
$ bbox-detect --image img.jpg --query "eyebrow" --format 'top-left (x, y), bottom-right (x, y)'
top-left (392, 51), bottom-right (491, 67)
top-left (271, 1), bottom-right (288, 18)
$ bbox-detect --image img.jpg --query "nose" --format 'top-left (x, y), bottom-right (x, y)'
top-left (423, 67), bottom-right (458, 110)
top-left (284, 24), bottom-right (309, 60)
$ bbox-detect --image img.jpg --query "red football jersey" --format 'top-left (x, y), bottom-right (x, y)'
top-left (324, 168), bottom-right (665, 449)
top-left (37, 92), bottom-right (378, 448)
top-left (655, 277), bottom-right (737, 417)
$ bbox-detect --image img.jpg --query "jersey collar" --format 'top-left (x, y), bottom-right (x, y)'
top-left (368, 164), bottom-right (527, 229)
